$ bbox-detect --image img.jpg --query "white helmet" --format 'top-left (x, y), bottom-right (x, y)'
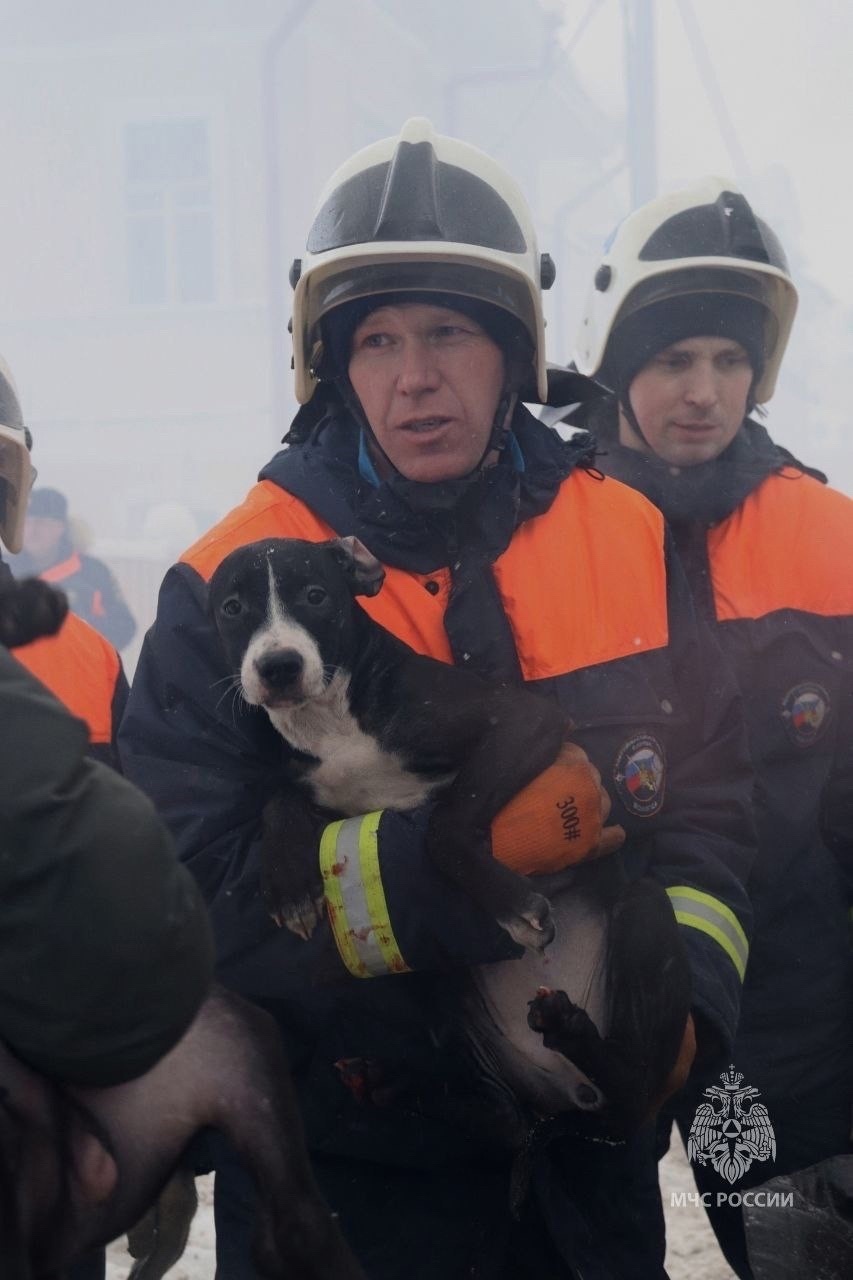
top-left (0, 356), bottom-right (34, 553)
top-left (574, 177), bottom-right (798, 404)
top-left (290, 117), bottom-right (555, 404)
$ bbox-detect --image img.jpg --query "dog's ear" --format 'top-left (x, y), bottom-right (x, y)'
top-left (328, 537), bottom-right (385, 598)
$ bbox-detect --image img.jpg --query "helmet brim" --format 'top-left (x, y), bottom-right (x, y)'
top-left (295, 255), bottom-right (544, 402)
top-left (0, 422), bottom-right (35, 554)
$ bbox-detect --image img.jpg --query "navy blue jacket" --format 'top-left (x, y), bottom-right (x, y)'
top-left (119, 407), bottom-right (755, 1167)
top-left (590, 409), bottom-right (853, 1102)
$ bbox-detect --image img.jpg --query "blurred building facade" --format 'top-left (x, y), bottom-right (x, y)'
top-left (0, 0), bottom-right (621, 544)
top-left (0, 0), bottom-right (848, 669)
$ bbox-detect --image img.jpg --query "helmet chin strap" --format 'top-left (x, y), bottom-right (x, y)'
top-left (618, 386), bottom-right (656, 456)
top-left (336, 375), bottom-right (519, 511)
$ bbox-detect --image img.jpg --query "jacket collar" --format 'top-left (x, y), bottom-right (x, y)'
top-left (587, 399), bottom-right (826, 528)
top-left (260, 402), bottom-right (596, 574)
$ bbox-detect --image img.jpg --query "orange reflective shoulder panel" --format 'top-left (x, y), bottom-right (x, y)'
top-left (358, 568), bottom-right (455, 663)
top-left (183, 481), bottom-right (456, 662)
top-left (13, 613), bottom-right (120, 744)
top-left (181, 473), bottom-right (669, 675)
top-left (183, 482), bottom-right (339, 582)
top-left (709, 471), bottom-right (853, 622)
top-left (494, 471), bottom-right (670, 680)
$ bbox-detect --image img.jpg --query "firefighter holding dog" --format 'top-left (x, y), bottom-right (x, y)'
top-left (563, 179), bottom-right (853, 1278)
top-left (120, 122), bottom-right (756, 1278)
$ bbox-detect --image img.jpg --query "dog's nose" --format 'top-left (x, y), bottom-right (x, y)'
top-left (256, 649), bottom-right (304, 690)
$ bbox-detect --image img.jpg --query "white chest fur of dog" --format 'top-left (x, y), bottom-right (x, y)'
top-left (266, 671), bottom-right (443, 815)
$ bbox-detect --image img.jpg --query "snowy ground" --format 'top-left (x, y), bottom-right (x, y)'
top-left (660, 1140), bottom-right (738, 1280)
top-left (105, 1141), bottom-right (735, 1279)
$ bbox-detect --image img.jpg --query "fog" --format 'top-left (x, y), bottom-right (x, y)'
top-left (1, 0), bottom-right (850, 669)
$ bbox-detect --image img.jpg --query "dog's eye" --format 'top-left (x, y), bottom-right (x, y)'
top-left (221, 597), bottom-right (242, 617)
top-left (305, 586), bottom-right (327, 606)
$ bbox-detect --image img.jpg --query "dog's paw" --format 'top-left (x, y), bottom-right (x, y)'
top-left (265, 887), bottom-right (325, 940)
top-left (498, 890), bottom-right (555, 952)
top-left (527, 986), bottom-right (601, 1042)
top-left (527, 986), bottom-right (587, 1034)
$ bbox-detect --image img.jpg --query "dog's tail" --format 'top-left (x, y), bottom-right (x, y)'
top-left (604, 873), bottom-right (693, 1128)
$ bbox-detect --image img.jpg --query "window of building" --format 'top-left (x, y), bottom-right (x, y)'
top-left (124, 118), bottom-right (215, 306)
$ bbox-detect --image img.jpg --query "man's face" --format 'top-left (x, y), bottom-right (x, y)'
top-left (347, 302), bottom-right (506, 483)
top-left (23, 514), bottom-right (64, 563)
top-left (619, 336), bottom-right (753, 468)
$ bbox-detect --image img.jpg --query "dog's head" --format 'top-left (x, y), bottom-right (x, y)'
top-left (209, 537), bottom-right (384, 709)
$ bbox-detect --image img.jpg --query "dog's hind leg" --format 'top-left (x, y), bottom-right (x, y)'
top-left (527, 878), bottom-right (692, 1134)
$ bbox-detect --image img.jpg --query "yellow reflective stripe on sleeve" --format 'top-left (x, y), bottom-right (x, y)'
top-left (319, 819), bottom-right (366, 977)
top-left (319, 813), bottom-right (410, 979)
top-left (666, 886), bottom-right (749, 982)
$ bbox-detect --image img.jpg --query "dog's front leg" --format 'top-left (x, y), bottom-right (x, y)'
top-left (261, 786), bottom-right (329, 938)
top-left (426, 692), bottom-right (565, 950)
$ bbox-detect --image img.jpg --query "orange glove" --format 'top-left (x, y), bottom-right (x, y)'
top-left (490, 742), bottom-right (625, 874)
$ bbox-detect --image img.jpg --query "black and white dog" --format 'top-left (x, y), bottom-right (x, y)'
top-left (210, 537), bottom-right (691, 1141)
top-left (211, 535), bottom-right (568, 951)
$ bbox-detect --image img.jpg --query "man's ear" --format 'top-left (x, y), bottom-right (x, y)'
top-left (328, 536), bottom-right (385, 597)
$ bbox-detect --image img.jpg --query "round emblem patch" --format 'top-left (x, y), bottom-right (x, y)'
top-left (781, 682), bottom-right (831, 747)
top-left (613, 734), bottom-right (666, 817)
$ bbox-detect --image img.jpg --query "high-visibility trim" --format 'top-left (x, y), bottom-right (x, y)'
top-left (320, 814), bottom-right (410, 979)
top-left (709, 470), bottom-right (853, 622)
top-left (666, 886), bottom-right (749, 981)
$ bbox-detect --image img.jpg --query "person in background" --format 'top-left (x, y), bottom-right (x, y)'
top-left (0, 379), bottom-right (128, 770)
top-left (0, 390), bottom-right (213, 1279)
top-left (566, 177), bottom-right (853, 1278)
top-left (13, 485), bottom-right (136, 652)
top-left (0, 357), bottom-right (134, 1278)
top-left (121, 122), bottom-right (757, 1279)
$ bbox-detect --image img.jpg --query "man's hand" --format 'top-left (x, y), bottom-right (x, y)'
top-left (490, 741), bottom-right (626, 875)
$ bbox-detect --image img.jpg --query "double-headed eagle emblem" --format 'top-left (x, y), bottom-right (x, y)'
top-left (687, 1065), bottom-right (776, 1185)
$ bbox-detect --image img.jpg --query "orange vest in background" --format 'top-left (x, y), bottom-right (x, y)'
top-left (707, 468), bottom-right (853, 622)
top-left (13, 611), bottom-right (121, 745)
